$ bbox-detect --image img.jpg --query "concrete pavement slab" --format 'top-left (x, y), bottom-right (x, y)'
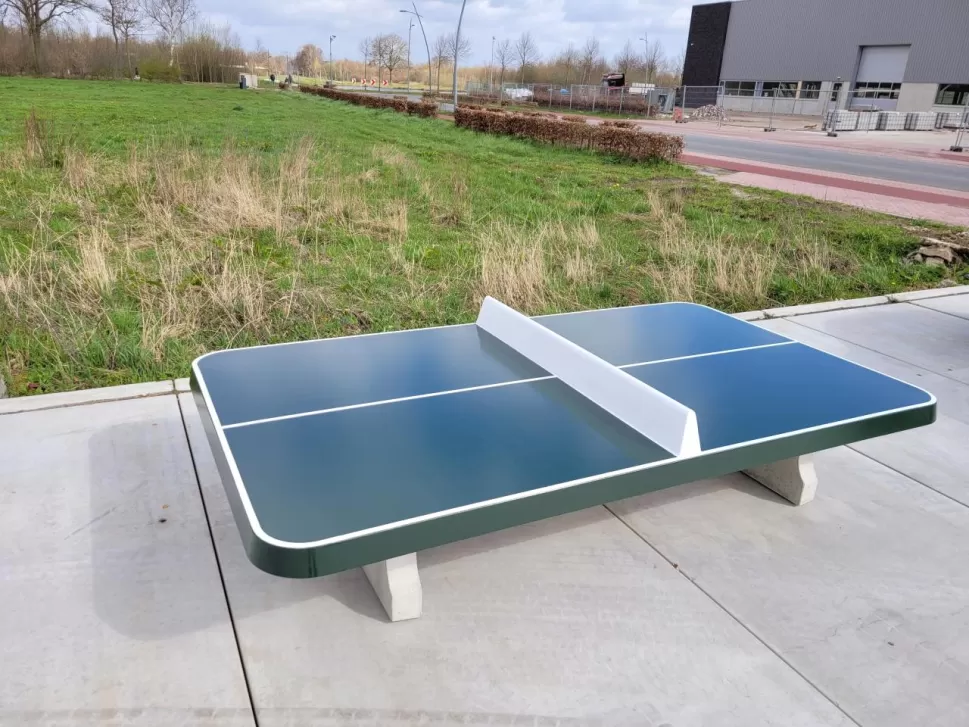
top-left (757, 317), bottom-right (969, 506)
top-left (791, 302), bottom-right (969, 383)
top-left (180, 392), bottom-right (854, 727)
top-left (0, 381), bottom-right (173, 416)
top-left (609, 447), bottom-right (969, 727)
top-left (0, 396), bottom-right (254, 726)
top-left (175, 377), bottom-right (192, 393)
top-left (912, 292), bottom-right (969, 321)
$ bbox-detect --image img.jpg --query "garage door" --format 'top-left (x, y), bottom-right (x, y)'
top-left (853, 45), bottom-right (910, 110)
top-left (857, 45), bottom-right (910, 82)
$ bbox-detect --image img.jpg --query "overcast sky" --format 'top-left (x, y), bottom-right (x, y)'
top-left (194, 0), bottom-right (714, 65)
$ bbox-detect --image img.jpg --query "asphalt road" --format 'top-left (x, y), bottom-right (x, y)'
top-left (682, 132), bottom-right (969, 192)
top-left (331, 86), bottom-right (969, 193)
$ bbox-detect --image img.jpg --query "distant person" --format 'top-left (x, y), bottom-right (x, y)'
top-left (270, 73), bottom-right (276, 83)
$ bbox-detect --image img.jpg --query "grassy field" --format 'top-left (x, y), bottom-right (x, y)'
top-left (0, 77), bottom-right (964, 396)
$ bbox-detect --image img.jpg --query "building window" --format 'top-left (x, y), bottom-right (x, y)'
top-left (853, 82), bottom-right (901, 99)
top-left (936, 84), bottom-right (969, 106)
top-left (800, 82), bottom-right (822, 100)
top-left (723, 81), bottom-right (756, 97)
top-left (760, 81), bottom-right (798, 98)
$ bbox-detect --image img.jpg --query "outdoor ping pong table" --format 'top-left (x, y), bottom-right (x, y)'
top-left (191, 299), bottom-right (936, 621)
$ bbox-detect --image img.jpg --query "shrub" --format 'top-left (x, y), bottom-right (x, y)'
top-left (453, 107), bottom-right (682, 163)
top-left (140, 59), bottom-right (181, 83)
top-left (300, 85), bottom-right (437, 118)
top-left (561, 115), bottom-right (588, 124)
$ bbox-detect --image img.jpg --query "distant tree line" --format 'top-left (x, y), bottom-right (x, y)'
top-left (0, 0), bottom-right (252, 82)
top-left (486, 32), bottom-right (683, 89)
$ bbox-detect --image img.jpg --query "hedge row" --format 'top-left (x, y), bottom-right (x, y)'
top-left (299, 85), bottom-right (437, 118)
top-left (453, 107), bottom-right (683, 163)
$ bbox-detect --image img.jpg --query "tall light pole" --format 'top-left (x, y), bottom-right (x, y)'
top-left (400, 5), bottom-right (432, 91)
top-left (451, 0), bottom-right (468, 109)
top-left (406, 18), bottom-right (414, 91)
top-left (638, 32), bottom-right (648, 83)
top-left (489, 36), bottom-right (495, 92)
top-left (329, 35), bottom-right (336, 83)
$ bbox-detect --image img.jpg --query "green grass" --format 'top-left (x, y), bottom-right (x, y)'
top-left (0, 77), bottom-right (964, 396)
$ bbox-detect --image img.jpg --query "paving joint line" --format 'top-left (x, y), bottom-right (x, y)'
top-left (909, 300), bottom-right (969, 323)
top-left (176, 393), bottom-right (261, 727)
top-left (0, 389), bottom-right (176, 416)
top-left (780, 316), bottom-right (969, 387)
top-left (846, 445), bottom-right (969, 512)
top-left (602, 502), bottom-right (864, 727)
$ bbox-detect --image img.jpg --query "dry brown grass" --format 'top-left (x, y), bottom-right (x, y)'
top-left (479, 222), bottom-right (548, 311)
top-left (476, 219), bottom-right (605, 312)
top-left (0, 139), bottom-right (334, 362)
top-left (642, 191), bottom-right (783, 306)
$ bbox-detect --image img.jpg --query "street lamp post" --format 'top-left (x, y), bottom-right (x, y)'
top-left (451, 0), bottom-right (468, 109)
top-left (406, 18), bottom-right (414, 91)
top-left (490, 36), bottom-right (495, 93)
top-left (400, 5), bottom-right (432, 91)
top-left (329, 35), bottom-right (336, 83)
top-left (638, 32), bottom-right (648, 83)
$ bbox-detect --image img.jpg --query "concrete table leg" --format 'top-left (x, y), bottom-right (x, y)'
top-left (362, 553), bottom-right (423, 622)
top-left (744, 455), bottom-right (818, 506)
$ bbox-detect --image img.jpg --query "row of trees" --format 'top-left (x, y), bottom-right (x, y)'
top-left (489, 32), bottom-right (682, 89)
top-left (0, 0), bottom-right (198, 74)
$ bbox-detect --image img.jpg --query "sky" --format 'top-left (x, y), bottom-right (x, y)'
top-left (194, 0), bottom-right (718, 66)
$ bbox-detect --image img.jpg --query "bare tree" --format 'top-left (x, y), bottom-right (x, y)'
top-left (665, 49), bottom-right (684, 86)
top-left (97, 0), bottom-right (142, 76)
top-left (430, 31), bottom-right (470, 92)
top-left (432, 33), bottom-right (449, 92)
top-left (142, 0), bottom-right (195, 66)
top-left (445, 30), bottom-right (471, 67)
top-left (514, 31), bottom-right (538, 84)
top-left (494, 38), bottom-right (512, 89)
top-left (579, 36), bottom-right (600, 84)
top-left (1, 0), bottom-right (89, 71)
top-left (613, 39), bottom-right (636, 77)
top-left (558, 43), bottom-right (579, 86)
top-left (294, 43), bottom-right (322, 78)
top-left (639, 40), bottom-right (664, 84)
top-left (358, 36), bottom-right (372, 81)
top-left (375, 33), bottom-right (407, 84)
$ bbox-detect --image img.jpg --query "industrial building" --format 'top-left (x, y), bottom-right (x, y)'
top-left (682, 0), bottom-right (969, 115)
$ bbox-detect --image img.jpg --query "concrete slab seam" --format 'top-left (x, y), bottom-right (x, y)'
top-left (0, 388), bottom-right (175, 417)
top-left (762, 296), bottom-right (892, 319)
top-left (601, 502), bottom-right (864, 727)
top-left (779, 316), bottom-right (969, 387)
top-left (174, 393), bottom-right (260, 725)
top-left (846, 444), bottom-right (969, 512)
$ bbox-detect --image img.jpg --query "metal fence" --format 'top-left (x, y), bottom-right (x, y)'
top-left (464, 83), bottom-right (679, 116)
top-left (463, 80), bottom-right (969, 139)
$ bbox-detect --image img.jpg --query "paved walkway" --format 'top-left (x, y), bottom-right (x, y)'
top-left (682, 153), bottom-right (969, 225)
top-left (3, 288), bottom-right (969, 726)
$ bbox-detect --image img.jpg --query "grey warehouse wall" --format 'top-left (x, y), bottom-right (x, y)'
top-left (719, 0), bottom-right (969, 83)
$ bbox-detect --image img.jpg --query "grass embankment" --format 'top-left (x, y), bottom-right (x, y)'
top-left (0, 77), bottom-right (962, 395)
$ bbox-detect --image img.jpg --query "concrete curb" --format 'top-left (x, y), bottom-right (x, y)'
top-left (762, 295), bottom-right (892, 319)
top-left (2, 286), bottom-right (967, 411)
top-left (888, 285), bottom-right (969, 302)
top-left (0, 381), bottom-right (174, 416)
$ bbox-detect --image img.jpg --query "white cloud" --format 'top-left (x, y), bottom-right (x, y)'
top-left (188, 0), bottom-right (710, 63)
